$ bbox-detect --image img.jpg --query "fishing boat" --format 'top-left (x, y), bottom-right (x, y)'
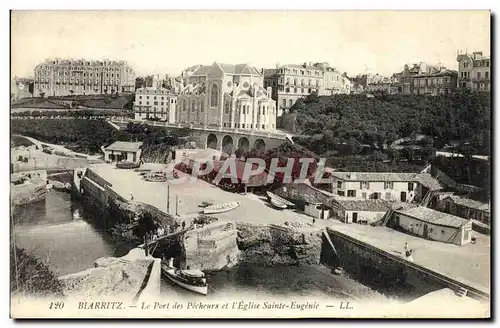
top-left (203, 201), bottom-right (240, 214)
top-left (266, 191), bottom-right (295, 207)
top-left (270, 198), bottom-right (287, 210)
top-left (161, 260), bottom-right (208, 295)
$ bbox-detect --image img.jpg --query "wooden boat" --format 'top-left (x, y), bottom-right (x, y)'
top-left (203, 201), bottom-right (240, 214)
top-left (266, 191), bottom-right (295, 207)
top-left (270, 198), bottom-right (287, 210)
top-left (161, 262), bottom-right (208, 295)
top-left (116, 161), bottom-right (141, 169)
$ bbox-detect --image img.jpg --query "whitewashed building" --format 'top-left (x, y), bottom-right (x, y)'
top-left (392, 206), bottom-right (473, 246)
top-left (102, 141), bottom-right (143, 163)
top-left (134, 87), bottom-right (177, 122)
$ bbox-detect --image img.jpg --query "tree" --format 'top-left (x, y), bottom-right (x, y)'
top-left (39, 92), bottom-right (45, 99)
top-left (69, 90), bottom-right (74, 95)
top-left (402, 146), bottom-right (416, 163)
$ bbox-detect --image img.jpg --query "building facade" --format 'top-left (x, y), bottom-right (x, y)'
top-left (391, 62), bottom-right (457, 95)
top-left (177, 62), bottom-right (277, 131)
top-left (133, 87), bottom-right (177, 122)
top-left (33, 58), bottom-right (135, 97)
top-left (330, 172), bottom-right (422, 202)
top-left (263, 62), bottom-right (351, 118)
top-left (456, 51), bottom-right (491, 92)
top-left (411, 69), bottom-right (458, 95)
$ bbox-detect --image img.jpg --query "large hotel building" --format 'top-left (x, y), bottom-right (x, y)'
top-left (33, 59), bottom-right (135, 97)
top-left (263, 62), bottom-right (352, 117)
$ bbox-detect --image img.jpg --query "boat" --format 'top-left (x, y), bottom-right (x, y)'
top-left (266, 191), bottom-right (295, 207)
top-left (161, 261), bottom-right (208, 295)
top-left (116, 161), bottom-right (141, 169)
top-left (270, 198), bottom-right (287, 210)
top-left (203, 201), bottom-right (240, 214)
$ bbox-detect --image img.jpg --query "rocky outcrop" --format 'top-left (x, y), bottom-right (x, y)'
top-left (58, 248), bottom-right (159, 299)
top-left (236, 222), bottom-right (323, 266)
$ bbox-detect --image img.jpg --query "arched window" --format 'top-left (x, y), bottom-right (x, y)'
top-left (183, 100), bottom-right (187, 111)
top-left (210, 83), bottom-right (219, 107)
top-left (192, 101), bottom-right (196, 112)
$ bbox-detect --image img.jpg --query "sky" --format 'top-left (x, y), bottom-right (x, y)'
top-left (11, 11), bottom-right (490, 78)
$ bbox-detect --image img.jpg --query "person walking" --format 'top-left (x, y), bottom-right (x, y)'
top-left (182, 221), bottom-right (186, 230)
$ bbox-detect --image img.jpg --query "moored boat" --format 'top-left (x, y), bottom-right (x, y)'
top-left (266, 191), bottom-right (295, 207)
top-left (203, 201), bottom-right (240, 214)
top-left (161, 262), bottom-right (208, 295)
top-left (270, 198), bottom-right (287, 210)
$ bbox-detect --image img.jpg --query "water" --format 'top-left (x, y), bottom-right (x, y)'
top-left (13, 191), bottom-right (382, 300)
top-left (160, 263), bottom-right (382, 301)
top-left (13, 190), bottom-right (132, 276)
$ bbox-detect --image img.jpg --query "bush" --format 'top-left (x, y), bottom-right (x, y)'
top-left (10, 246), bottom-right (64, 297)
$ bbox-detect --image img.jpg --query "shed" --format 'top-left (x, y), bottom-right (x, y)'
top-left (102, 141), bottom-right (143, 163)
top-left (393, 206), bottom-right (472, 246)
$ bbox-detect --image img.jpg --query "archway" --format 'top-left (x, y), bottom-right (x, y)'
top-left (253, 139), bottom-right (266, 154)
top-left (222, 135), bottom-right (234, 155)
top-left (207, 133), bottom-right (218, 150)
top-left (237, 137), bottom-right (250, 152)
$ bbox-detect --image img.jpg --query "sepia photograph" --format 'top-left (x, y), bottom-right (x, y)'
top-left (9, 9), bottom-right (491, 319)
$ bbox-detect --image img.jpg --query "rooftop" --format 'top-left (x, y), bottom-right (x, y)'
top-left (395, 206), bottom-right (470, 228)
top-left (191, 63), bottom-right (262, 77)
top-left (333, 199), bottom-right (408, 212)
top-left (446, 196), bottom-right (490, 213)
top-left (330, 172), bottom-right (418, 182)
top-left (104, 141), bottom-right (143, 153)
top-left (416, 173), bottom-right (444, 191)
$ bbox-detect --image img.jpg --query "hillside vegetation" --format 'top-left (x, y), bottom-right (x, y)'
top-left (290, 91), bottom-right (491, 157)
top-left (10, 120), bottom-right (189, 158)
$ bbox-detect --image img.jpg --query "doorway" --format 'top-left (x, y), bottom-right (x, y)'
top-left (400, 191), bottom-right (407, 202)
top-left (423, 224), bottom-right (429, 239)
top-left (352, 212), bottom-right (358, 224)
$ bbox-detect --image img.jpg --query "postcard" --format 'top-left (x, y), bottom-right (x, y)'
top-left (10, 10), bottom-right (491, 319)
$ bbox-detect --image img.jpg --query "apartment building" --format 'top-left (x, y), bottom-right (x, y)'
top-left (133, 87), bottom-right (177, 122)
top-left (33, 58), bottom-right (135, 97)
top-left (411, 69), bottom-right (458, 95)
top-left (457, 51), bottom-right (491, 92)
top-left (177, 62), bottom-right (277, 131)
top-left (263, 62), bottom-right (352, 118)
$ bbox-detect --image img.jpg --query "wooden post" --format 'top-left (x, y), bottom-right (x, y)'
top-left (167, 184), bottom-right (170, 214)
top-left (176, 195), bottom-right (179, 216)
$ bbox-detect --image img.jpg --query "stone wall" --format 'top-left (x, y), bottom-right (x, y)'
top-left (322, 228), bottom-right (463, 300)
top-left (183, 222), bottom-right (240, 271)
top-left (58, 248), bottom-right (157, 299)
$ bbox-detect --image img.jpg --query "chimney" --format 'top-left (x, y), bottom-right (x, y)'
top-left (276, 62), bottom-right (280, 69)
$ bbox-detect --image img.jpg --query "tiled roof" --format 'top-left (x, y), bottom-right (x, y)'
top-left (191, 65), bottom-right (212, 76)
top-left (395, 206), bottom-right (470, 228)
top-left (263, 69), bottom-right (277, 77)
top-left (333, 199), bottom-right (406, 212)
top-left (283, 63), bottom-right (319, 70)
top-left (218, 63), bottom-right (261, 75)
top-left (105, 141), bottom-right (143, 152)
top-left (416, 173), bottom-right (444, 191)
top-left (446, 196), bottom-right (490, 213)
top-left (330, 172), bottom-right (418, 182)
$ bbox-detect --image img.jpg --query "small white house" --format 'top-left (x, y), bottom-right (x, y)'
top-left (393, 206), bottom-right (473, 246)
top-left (330, 198), bottom-right (405, 224)
top-left (304, 202), bottom-right (330, 220)
top-left (102, 141), bottom-right (143, 163)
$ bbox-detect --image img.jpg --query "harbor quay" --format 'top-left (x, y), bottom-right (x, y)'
top-left (82, 162), bottom-right (490, 300)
